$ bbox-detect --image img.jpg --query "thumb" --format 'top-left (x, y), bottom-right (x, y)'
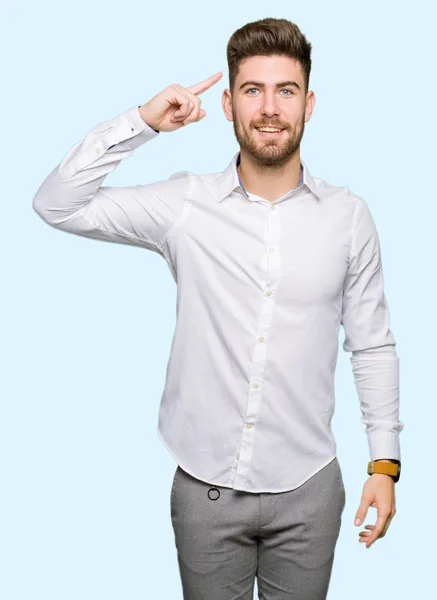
top-left (355, 500), bottom-right (369, 526)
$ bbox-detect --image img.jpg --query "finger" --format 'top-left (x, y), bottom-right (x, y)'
top-left (174, 85), bottom-right (202, 124)
top-left (187, 71), bottom-right (223, 96)
top-left (359, 527), bottom-right (374, 538)
top-left (358, 524), bottom-right (378, 543)
top-left (366, 524), bottom-right (385, 546)
top-left (182, 102), bottom-right (201, 125)
top-left (171, 89), bottom-right (195, 122)
top-left (380, 513), bottom-right (395, 537)
top-left (171, 96), bottom-right (193, 119)
top-left (168, 85), bottom-right (193, 114)
top-left (366, 512), bottom-right (391, 547)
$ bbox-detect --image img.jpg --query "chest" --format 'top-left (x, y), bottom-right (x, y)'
top-left (166, 192), bottom-right (353, 305)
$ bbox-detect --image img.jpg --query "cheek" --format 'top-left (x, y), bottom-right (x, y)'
top-left (237, 102), bottom-right (264, 124)
top-left (288, 107), bottom-right (305, 123)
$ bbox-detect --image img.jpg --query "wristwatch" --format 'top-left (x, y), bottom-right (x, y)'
top-left (367, 459), bottom-right (401, 483)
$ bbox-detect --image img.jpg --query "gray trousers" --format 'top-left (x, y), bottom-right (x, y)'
top-left (170, 456), bottom-right (346, 600)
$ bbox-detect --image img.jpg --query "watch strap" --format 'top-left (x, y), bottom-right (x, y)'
top-left (368, 460), bottom-right (401, 483)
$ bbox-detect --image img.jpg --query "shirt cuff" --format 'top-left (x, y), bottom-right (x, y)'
top-left (368, 431), bottom-right (401, 461)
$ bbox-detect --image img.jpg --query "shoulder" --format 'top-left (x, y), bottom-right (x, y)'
top-left (315, 174), bottom-right (363, 207)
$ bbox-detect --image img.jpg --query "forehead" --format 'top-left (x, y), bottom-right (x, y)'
top-left (236, 55), bottom-right (303, 85)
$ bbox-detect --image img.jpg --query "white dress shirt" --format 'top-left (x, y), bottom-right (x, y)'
top-left (32, 104), bottom-right (404, 493)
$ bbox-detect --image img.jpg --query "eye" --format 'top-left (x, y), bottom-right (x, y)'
top-left (246, 88), bottom-right (294, 96)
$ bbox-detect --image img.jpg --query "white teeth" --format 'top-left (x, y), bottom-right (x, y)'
top-left (257, 127), bottom-right (283, 132)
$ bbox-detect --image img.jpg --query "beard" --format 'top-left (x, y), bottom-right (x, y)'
top-left (232, 110), bottom-right (305, 167)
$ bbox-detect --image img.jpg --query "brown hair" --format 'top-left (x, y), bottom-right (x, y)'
top-left (226, 17), bottom-right (313, 95)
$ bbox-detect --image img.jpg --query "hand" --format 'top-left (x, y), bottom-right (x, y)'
top-left (354, 474), bottom-right (397, 548)
top-left (138, 71), bottom-right (223, 133)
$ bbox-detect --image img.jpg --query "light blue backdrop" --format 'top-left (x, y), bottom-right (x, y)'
top-left (2, 0), bottom-right (435, 598)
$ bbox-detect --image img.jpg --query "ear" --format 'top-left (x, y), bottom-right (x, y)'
top-left (304, 90), bottom-right (316, 123)
top-left (222, 89), bottom-right (234, 123)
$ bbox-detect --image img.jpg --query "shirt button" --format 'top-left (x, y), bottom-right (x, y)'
top-left (96, 147), bottom-right (101, 154)
top-left (246, 423), bottom-right (253, 429)
top-left (259, 336), bottom-right (265, 342)
top-left (266, 290), bottom-right (272, 296)
top-left (269, 247), bottom-right (275, 253)
top-left (252, 383), bottom-right (259, 389)
top-left (271, 205), bottom-right (276, 210)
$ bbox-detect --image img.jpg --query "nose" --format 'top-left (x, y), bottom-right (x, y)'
top-left (260, 91), bottom-right (280, 117)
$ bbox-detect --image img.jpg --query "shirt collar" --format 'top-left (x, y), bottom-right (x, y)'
top-left (217, 151), bottom-right (321, 202)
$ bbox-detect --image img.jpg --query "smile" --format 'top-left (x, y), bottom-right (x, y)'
top-left (255, 128), bottom-right (285, 137)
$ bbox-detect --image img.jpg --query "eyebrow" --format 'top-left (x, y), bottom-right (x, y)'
top-left (239, 80), bottom-right (301, 91)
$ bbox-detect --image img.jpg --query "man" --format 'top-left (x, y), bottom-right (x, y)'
top-left (33, 16), bottom-right (403, 600)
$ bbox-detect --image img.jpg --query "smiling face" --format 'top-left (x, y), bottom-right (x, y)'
top-left (222, 54), bottom-right (315, 166)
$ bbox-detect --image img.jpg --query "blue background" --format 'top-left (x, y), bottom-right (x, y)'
top-left (2, 0), bottom-right (435, 597)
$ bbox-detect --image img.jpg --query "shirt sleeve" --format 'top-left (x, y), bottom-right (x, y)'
top-left (32, 105), bottom-right (192, 253)
top-left (341, 196), bottom-right (404, 461)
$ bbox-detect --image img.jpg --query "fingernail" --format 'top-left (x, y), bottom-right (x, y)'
top-left (355, 518), bottom-right (361, 525)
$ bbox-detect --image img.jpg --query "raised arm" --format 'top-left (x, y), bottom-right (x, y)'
top-left (32, 104), bottom-right (198, 253)
top-left (32, 72), bottom-right (223, 252)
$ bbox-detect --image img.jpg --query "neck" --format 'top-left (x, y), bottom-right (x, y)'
top-left (237, 149), bottom-right (302, 202)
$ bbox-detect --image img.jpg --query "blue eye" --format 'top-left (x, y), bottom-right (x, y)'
top-left (246, 88), bottom-right (293, 95)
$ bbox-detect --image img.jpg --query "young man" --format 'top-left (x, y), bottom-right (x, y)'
top-left (33, 17), bottom-right (403, 600)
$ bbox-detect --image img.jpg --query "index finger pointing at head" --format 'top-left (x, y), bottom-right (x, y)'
top-left (187, 72), bottom-right (223, 96)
